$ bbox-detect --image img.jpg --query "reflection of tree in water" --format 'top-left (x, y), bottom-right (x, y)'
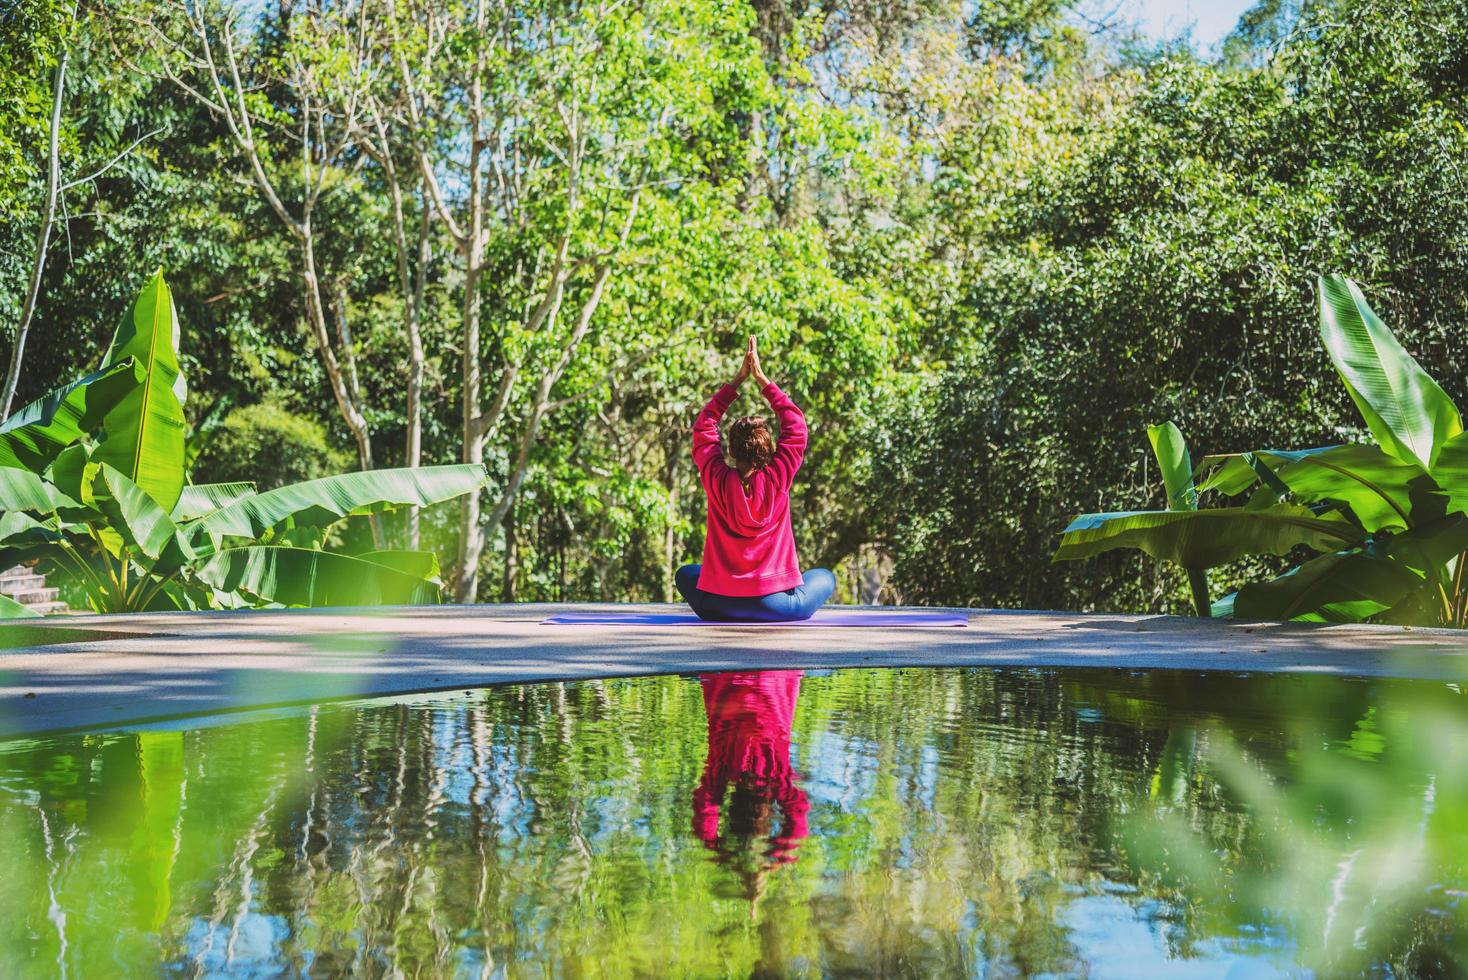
top-left (0, 668), bottom-right (1462, 976)
top-left (691, 671), bottom-right (809, 910)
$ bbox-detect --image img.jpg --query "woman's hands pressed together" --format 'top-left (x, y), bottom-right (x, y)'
top-left (731, 335), bottom-right (752, 387)
top-left (748, 336), bottom-right (770, 387)
top-left (731, 335), bottom-right (771, 389)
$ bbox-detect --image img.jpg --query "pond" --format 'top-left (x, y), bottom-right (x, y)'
top-left (0, 666), bottom-right (1464, 977)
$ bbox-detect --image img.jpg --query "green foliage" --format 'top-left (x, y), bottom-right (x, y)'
top-left (5, 0), bottom-right (1468, 612)
top-left (1197, 444), bottom-right (1424, 532)
top-left (1056, 276), bottom-right (1468, 627)
top-left (1054, 504), bottom-right (1362, 569)
top-left (0, 359), bottom-right (138, 470)
top-left (0, 272), bottom-right (487, 613)
top-left (876, 0), bottom-right (1468, 614)
top-left (1146, 422), bottom-right (1196, 511)
top-left (194, 546), bottom-right (440, 607)
top-left (193, 401), bottom-right (350, 490)
top-left (1122, 672), bottom-right (1468, 976)
top-left (0, 0), bottom-right (70, 219)
top-left (188, 466), bottom-right (489, 548)
top-left (1318, 274), bottom-right (1463, 471)
top-left (0, 593), bottom-right (41, 619)
top-left (92, 268), bottom-right (188, 512)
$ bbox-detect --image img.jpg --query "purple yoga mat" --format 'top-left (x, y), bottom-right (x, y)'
top-left (540, 609), bottom-right (968, 627)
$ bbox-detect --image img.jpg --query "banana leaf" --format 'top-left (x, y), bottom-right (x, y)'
top-left (143, 580), bottom-right (201, 612)
top-left (93, 465), bottom-right (183, 561)
top-left (0, 594), bottom-right (42, 619)
top-left (1230, 550), bottom-right (1424, 623)
top-left (1432, 430), bottom-right (1468, 516)
top-left (1146, 422), bottom-right (1212, 612)
top-left (1147, 422), bottom-right (1196, 510)
top-left (45, 444), bottom-right (97, 507)
top-left (1150, 726), bottom-right (1197, 805)
top-left (193, 546), bottom-right (441, 607)
top-left (0, 359), bottom-right (141, 472)
top-left (1196, 453), bottom-right (1278, 498)
top-left (269, 524), bottom-right (329, 550)
top-left (93, 270), bottom-right (188, 514)
top-left (0, 468), bottom-right (78, 512)
top-left (1196, 445), bottom-right (1426, 532)
top-left (172, 482), bottom-right (256, 521)
top-left (190, 464), bottom-right (488, 550)
top-left (1376, 586), bottom-right (1444, 626)
top-left (1375, 512), bottom-right (1468, 575)
top-left (0, 511), bottom-right (56, 545)
top-left (1317, 275), bottom-right (1462, 471)
top-left (355, 549), bottom-right (442, 584)
top-left (1053, 504), bottom-right (1363, 569)
top-left (1227, 514), bottom-right (1468, 623)
top-left (135, 732), bottom-right (185, 931)
top-left (1209, 593), bottom-right (1237, 618)
top-left (0, 516), bottom-right (61, 575)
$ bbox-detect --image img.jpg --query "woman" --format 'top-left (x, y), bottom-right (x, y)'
top-left (676, 337), bottom-right (835, 622)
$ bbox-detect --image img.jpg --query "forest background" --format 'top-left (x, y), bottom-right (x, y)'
top-left (1, 0), bottom-right (1464, 612)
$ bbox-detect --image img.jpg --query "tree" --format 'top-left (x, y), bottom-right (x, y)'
top-left (132, 0), bottom-right (381, 484)
top-left (0, 270), bottom-right (487, 614)
top-left (377, 0), bottom-right (779, 599)
top-left (1, 2), bottom-right (73, 418)
top-left (871, 0), bottom-right (1468, 612)
top-left (1, 2), bottom-right (162, 418)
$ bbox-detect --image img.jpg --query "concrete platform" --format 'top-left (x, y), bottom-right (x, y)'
top-left (1, 603), bottom-right (1466, 738)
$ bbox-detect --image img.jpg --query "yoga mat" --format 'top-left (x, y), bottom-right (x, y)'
top-left (540, 609), bottom-right (968, 627)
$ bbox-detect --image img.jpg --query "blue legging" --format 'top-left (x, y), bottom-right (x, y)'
top-left (675, 564), bottom-right (836, 622)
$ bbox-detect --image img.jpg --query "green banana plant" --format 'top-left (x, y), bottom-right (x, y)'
top-left (1054, 420), bottom-right (1366, 616)
top-left (0, 359), bottom-right (142, 471)
top-left (1153, 421), bottom-right (1211, 614)
top-left (1055, 274), bottom-right (1468, 627)
top-left (0, 271), bottom-right (490, 615)
top-left (93, 270), bottom-right (189, 513)
top-left (1317, 274), bottom-right (1461, 473)
top-left (0, 594), bottom-right (41, 618)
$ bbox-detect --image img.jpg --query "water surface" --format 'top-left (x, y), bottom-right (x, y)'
top-left (0, 666), bottom-right (1464, 977)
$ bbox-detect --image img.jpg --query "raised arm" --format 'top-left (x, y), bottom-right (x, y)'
top-left (692, 382), bottom-right (740, 477)
top-left (693, 337), bottom-right (760, 476)
top-left (742, 336), bottom-right (806, 485)
top-left (761, 384), bottom-right (807, 487)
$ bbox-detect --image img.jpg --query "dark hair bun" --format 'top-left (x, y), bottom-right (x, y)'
top-left (728, 416), bottom-right (775, 472)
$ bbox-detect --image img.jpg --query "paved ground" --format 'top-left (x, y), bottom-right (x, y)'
top-left (1, 603), bottom-right (1466, 737)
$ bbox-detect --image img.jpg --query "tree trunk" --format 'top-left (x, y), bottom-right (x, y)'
top-left (1, 42), bottom-right (69, 418)
top-left (1186, 567), bottom-right (1211, 617)
top-left (452, 8), bottom-right (488, 604)
top-left (453, 245), bottom-right (485, 603)
top-left (404, 203), bottom-right (429, 550)
top-left (381, 162), bottom-right (429, 550)
top-left (301, 229), bottom-right (374, 472)
top-left (300, 228), bottom-right (383, 547)
top-left (501, 508), bottom-right (517, 602)
top-left (663, 445), bottom-right (679, 602)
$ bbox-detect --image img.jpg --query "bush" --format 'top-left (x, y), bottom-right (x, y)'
top-left (193, 401), bottom-right (351, 490)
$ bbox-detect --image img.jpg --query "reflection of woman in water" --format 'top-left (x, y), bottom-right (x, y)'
top-left (692, 670), bottom-right (809, 907)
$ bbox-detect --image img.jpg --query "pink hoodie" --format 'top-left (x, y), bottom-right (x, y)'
top-left (691, 382), bottom-right (808, 596)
